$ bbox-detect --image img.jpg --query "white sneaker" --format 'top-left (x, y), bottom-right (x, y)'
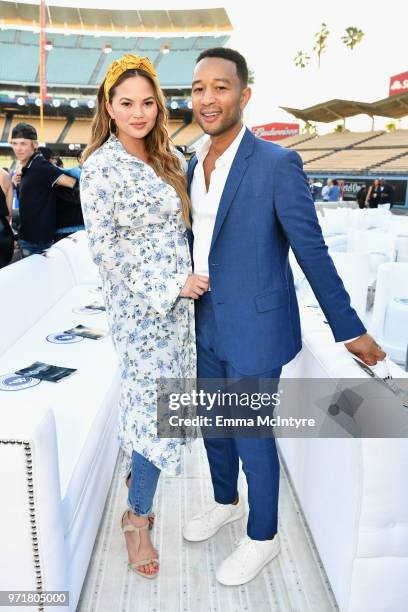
top-left (216, 534), bottom-right (280, 586)
top-left (183, 499), bottom-right (245, 542)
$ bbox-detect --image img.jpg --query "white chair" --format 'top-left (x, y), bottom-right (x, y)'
top-left (330, 252), bottom-right (370, 322)
top-left (386, 217), bottom-right (408, 262)
top-left (369, 262), bottom-right (408, 364)
top-left (322, 208), bottom-right (350, 235)
top-left (365, 208), bottom-right (392, 230)
top-left (290, 249), bottom-right (370, 322)
top-left (347, 230), bottom-right (396, 285)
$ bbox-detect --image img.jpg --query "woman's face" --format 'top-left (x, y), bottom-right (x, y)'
top-left (106, 75), bottom-right (158, 141)
top-left (374, 179), bottom-right (379, 187)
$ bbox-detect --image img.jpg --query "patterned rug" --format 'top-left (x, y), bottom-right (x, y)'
top-left (77, 440), bottom-right (338, 612)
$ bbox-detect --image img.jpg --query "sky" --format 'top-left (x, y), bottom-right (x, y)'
top-left (10, 0), bottom-right (408, 133)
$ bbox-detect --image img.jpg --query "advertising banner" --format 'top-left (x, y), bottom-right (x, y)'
top-left (252, 122), bottom-right (299, 141)
top-left (389, 71), bottom-right (408, 96)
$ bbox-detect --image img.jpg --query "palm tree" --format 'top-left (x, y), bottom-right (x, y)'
top-left (302, 121), bottom-right (317, 135)
top-left (313, 22), bottom-right (330, 68)
top-left (294, 50), bottom-right (311, 69)
top-left (341, 27), bottom-right (364, 50)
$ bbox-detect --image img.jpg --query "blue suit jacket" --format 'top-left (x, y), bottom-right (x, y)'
top-left (187, 128), bottom-right (366, 374)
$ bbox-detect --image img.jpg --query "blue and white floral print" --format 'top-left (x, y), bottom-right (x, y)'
top-left (80, 135), bottom-right (195, 476)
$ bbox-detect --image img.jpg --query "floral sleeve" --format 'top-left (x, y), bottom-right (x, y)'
top-left (80, 160), bottom-right (187, 317)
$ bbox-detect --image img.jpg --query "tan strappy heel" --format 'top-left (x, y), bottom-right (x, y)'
top-left (125, 472), bottom-right (155, 529)
top-left (121, 510), bottom-right (159, 579)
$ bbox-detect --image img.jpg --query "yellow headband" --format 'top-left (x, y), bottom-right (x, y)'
top-left (103, 54), bottom-right (158, 101)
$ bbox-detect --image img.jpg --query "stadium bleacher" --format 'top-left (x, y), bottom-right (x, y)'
top-left (283, 130), bottom-right (408, 176)
top-left (9, 115), bottom-right (66, 143)
top-left (0, 29), bottom-right (230, 89)
top-left (173, 122), bottom-right (204, 147)
top-left (295, 131), bottom-right (384, 150)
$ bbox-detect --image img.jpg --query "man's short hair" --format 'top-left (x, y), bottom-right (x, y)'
top-left (11, 122), bottom-right (38, 140)
top-left (196, 47), bottom-right (249, 88)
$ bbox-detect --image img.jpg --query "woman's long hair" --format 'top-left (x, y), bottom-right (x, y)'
top-left (82, 69), bottom-right (191, 227)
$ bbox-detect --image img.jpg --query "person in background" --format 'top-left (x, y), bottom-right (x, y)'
top-left (356, 184), bottom-right (367, 209)
top-left (55, 157), bottom-right (64, 168)
top-left (0, 167), bottom-right (14, 267)
top-left (321, 178), bottom-right (332, 201)
top-left (327, 178), bottom-right (340, 201)
top-left (54, 151), bottom-right (84, 241)
top-left (366, 178), bottom-right (380, 208)
top-left (378, 177), bottom-right (394, 210)
top-left (10, 123), bottom-right (76, 257)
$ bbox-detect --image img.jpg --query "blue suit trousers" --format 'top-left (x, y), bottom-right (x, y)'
top-left (196, 292), bottom-right (282, 540)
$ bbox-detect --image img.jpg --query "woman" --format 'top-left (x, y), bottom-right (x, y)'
top-left (0, 168), bottom-right (14, 268)
top-left (366, 178), bottom-right (380, 208)
top-left (80, 55), bottom-right (208, 578)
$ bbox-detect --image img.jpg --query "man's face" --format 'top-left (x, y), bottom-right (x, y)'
top-left (191, 57), bottom-right (251, 137)
top-left (10, 138), bottom-right (37, 164)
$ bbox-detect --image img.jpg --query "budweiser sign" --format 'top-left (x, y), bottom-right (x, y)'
top-left (389, 70), bottom-right (408, 96)
top-left (251, 122), bottom-right (299, 141)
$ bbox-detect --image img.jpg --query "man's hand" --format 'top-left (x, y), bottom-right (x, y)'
top-left (180, 274), bottom-right (209, 299)
top-left (345, 333), bottom-right (386, 366)
top-left (12, 170), bottom-right (21, 187)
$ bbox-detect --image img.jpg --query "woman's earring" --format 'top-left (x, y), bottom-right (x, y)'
top-left (109, 118), bottom-right (115, 134)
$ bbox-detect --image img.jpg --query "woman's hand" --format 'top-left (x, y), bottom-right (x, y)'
top-left (180, 274), bottom-right (209, 299)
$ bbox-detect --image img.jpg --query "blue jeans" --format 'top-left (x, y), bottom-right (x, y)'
top-left (196, 292), bottom-right (282, 540)
top-left (19, 239), bottom-right (53, 258)
top-left (128, 450), bottom-right (161, 516)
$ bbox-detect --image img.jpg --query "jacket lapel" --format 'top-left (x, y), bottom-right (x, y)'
top-left (187, 155), bottom-right (198, 261)
top-left (210, 128), bottom-right (254, 252)
top-left (187, 155), bottom-right (198, 195)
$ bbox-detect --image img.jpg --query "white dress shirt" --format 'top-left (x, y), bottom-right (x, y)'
top-left (190, 125), bottom-right (362, 344)
top-left (191, 124), bottom-right (246, 278)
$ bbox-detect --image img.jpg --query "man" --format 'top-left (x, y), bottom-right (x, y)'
top-left (10, 123), bottom-right (76, 257)
top-left (182, 48), bottom-right (385, 586)
top-left (356, 184), bottom-right (367, 209)
top-left (378, 177), bottom-right (394, 210)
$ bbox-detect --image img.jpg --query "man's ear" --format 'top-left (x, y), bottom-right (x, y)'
top-left (240, 86), bottom-right (252, 112)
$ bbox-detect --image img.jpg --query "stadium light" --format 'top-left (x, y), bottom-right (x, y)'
top-left (52, 99), bottom-right (61, 108)
top-left (103, 44), bottom-right (113, 54)
top-left (170, 100), bottom-right (179, 110)
top-left (87, 100), bottom-right (95, 109)
top-left (70, 99), bottom-right (79, 108)
top-left (16, 97), bottom-right (25, 106)
top-left (45, 40), bottom-right (53, 51)
top-left (160, 43), bottom-right (171, 55)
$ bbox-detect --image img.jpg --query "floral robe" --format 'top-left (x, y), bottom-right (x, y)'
top-left (80, 135), bottom-right (196, 476)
